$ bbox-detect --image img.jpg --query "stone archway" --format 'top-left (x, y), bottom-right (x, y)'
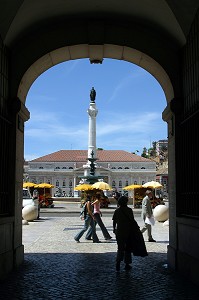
top-left (16, 43), bottom-right (175, 262)
top-left (2, 18), bottom-right (178, 282)
top-left (16, 45), bottom-right (175, 235)
top-left (18, 44), bottom-right (174, 104)
top-left (15, 46), bottom-right (175, 238)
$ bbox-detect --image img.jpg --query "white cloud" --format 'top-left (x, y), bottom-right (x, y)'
top-left (97, 111), bottom-right (161, 136)
top-left (64, 60), bottom-right (80, 76)
top-left (25, 109), bottom-right (165, 156)
top-left (107, 69), bottom-right (145, 103)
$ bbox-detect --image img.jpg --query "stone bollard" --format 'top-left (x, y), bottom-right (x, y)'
top-left (163, 219), bottom-right (169, 226)
top-left (22, 204), bottom-right (37, 221)
top-left (22, 219), bottom-right (29, 225)
top-left (153, 204), bottom-right (169, 222)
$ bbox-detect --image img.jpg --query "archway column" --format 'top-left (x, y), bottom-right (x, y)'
top-left (14, 100), bottom-right (30, 267)
top-left (162, 99), bottom-right (177, 270)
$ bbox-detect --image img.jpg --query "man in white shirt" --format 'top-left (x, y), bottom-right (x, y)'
top-left (140, 190), bottom-right (156, 242)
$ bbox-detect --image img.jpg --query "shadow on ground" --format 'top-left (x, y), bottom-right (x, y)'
top-left (0, 252), bottom-right (198, 300)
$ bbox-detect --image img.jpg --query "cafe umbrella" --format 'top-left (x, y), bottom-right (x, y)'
top-left (34, 183), bottom-right (55, 201)
top-left (23, 182), bottom-right (36, 188)
top-left (74, 184), bottom-right (93, 191)
top-left (91, 181), bottom-right (112, 190)
top-left (142, 181), bottom-right (162, 189)
top-left (123, 184), bottom-right (142, 190)
top-left (34, 183), bottom-right (55, 189)
top-left (142, 181), bottom-right (163, 200)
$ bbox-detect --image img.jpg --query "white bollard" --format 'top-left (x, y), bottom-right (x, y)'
top-left (22, 204), bottom-right (37, 221)
top-left (153, 204), bottom-right (169, 222)
top-left (22, 219), bottom-right (29, 225)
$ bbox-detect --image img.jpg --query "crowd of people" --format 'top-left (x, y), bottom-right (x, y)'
top-left (74, 189), bottom-right (157, 271)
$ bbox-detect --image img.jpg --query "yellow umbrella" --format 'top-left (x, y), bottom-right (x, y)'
top-left (91, 182), bottom-right (112, 190)
top-left (74, 184), bottom-right (93, 191)
top-left (142, 181), bottom-right (162, 189)
top-left (123, 184), bottom-right (142, 190)
top-left (23, 182), bottom-right (36, 188)
top-left (34, 183), bottom-right (54, 200)
top-left (34, 183), bottom-right (54, 188)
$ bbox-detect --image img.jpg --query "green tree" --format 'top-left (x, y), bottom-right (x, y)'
top-left (141, 147), bottom-right (149, 158)
top-left (149, 141), bottom-right (157, 157)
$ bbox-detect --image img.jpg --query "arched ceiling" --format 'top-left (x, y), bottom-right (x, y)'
top-left (0, 0), bottom-right (198, 48)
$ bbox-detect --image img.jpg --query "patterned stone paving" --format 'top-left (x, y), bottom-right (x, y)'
top-left (0, 213), bottom-right (198, 299)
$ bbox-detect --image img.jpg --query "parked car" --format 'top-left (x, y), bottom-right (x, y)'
top-left (23, 188), bottom-right (39, 219)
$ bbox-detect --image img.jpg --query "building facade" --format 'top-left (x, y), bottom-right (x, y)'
top-left (27, 150), bottom-right (156, 196)
top-left (156, 160), bottom-right (168, 198)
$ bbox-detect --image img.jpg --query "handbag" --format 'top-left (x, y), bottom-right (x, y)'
top-left (145, 215), bottom-right (155, 226)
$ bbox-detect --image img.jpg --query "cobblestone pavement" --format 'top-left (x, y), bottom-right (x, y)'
top-left (0, 212), bottom-right (198, 300)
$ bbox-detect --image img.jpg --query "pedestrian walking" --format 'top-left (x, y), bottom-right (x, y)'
top-left (85, 192), bottom-right (112, 240)
top-left (112, 189), bottom-right (120, 207)
top-left (32, 189), bottom-right (40, 219)
top-left (140, 190), bottom-right (156, 242)
top-left (74, 195), bottom-right (100, 243)
top-left (113, 196), bottom-right (148, 272)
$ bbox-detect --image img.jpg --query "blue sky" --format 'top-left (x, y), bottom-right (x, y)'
top-left (25, 58), bottom-right (167, 161)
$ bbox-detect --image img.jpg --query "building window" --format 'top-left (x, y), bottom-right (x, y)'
top-left (141, 167), bottom-right (145, 169)
top-left (56, 180), bottom-right (59, 187)
top-left (119, 180), bottom-right (122, 187)
top-left (55, 167), bottom-right (60, 169)
top-left (62, 167), bottom-right (67, 169)
top-left (126, 181), bottom-right (128, 186)
top-left (63, 181), bottom-right (66, 187)
top-left (111, 167), bottom-right (116, 169)
top-left (124, 167), bottom-right (129, 169)
top-left (134, 181), bottom-right (137, 185)
top-left (118, 167), bottom-right (122, 169)
top-left (69, 180), bottom-right (72, 187)
top-left (112, 181), bottom-right (116, 187)
top-left (69, 167), bottom-right (73, 169)
top-left (142, 181), bottom-right (145, 185)
top-left (39, 167), bottom-right (43, 169)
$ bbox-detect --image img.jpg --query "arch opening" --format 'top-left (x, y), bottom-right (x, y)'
top-left (23, 55), bottom-right (169, 211)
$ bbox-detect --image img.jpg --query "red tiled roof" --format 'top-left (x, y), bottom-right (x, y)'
top-left (30, 150), bottom-right (153, 163)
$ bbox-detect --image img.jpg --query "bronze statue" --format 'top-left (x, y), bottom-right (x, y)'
top-left (90, 87), bottom-right (96, 102)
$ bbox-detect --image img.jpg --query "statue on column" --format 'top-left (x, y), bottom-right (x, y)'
top-left (90, 87), bottom-right (96, 102)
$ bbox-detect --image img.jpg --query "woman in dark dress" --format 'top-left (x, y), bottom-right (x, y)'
top-left (112, 196), bottom-right (148, 271)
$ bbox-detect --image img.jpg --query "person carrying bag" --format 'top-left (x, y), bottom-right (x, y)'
top-left (113, 196), bottom-right (148, 272)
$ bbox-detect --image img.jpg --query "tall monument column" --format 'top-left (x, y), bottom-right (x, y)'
top-left (79, 87), bottom-right (103, 183)
top-left (87, 87), bottom-right (98, 159)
